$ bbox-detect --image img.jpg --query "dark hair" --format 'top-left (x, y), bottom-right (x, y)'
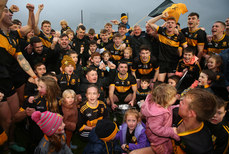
top-left (166, 17), bottom-right (176, 22)
top-left (118, 61), bottom-right (128, 67)
top-left (85, 67), bottom-right (97, 75)
top-left (140, 45), bottom-right (150, 52)
top-left (188, 12), bottom-right (199, 19)
top-left (51, 29), bottom-right (55, 33)
top-left (113, 33), bottom-right (122, 39)
top-left (34, 62), bottom-right (45, 70)
top-left (30, 36), bottom-right (42, 45)
top-left (77, 25), bottom-right (86, 31)
top-left (41, 20), bottom-right (51, 27)
top-left (12, 19), bottom-right (21, 25)
top-left (168, 75), bottom-right (180, 84)
top-left (89, 40), bottom-right (97, 45)
top-left (183, 47), bottom-right (195, 55)
top-left (86, 84), bottom-right (99, 93)
top-left (100, 29), bottom-right (108, 34)
top-left (215, 21), bottom-right (226, 29)
top-left (118, 24), bottom-right (127, 29)
top-left (67, 50), bottom-right (78, 56)
top-left (59, 33), bottom-right (69, 39)
top-left (140, 77), bottom-right (150, 83)
top-left (201, 69), bottom-right (216, 83)
top-left (88, 28), bottom-right (95, 35)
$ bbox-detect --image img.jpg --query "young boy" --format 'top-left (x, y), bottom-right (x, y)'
top-left (197, 69), bottom-right (216, 93)
top-left (168, 75), bottom-right (180, 88)
top-left (175, 47), bottom-right (201, 91)
top-left (206, 97), bottom-right (229, 154)
top-left (77, 85), bottom-right (109, 140)
top-left (111, 13), bottom-right (131, 36)
top-left (67, 50), bottom-right (83, 79)
top-left (97, 29), bottom-right (112, 53)
top-left (136, 77), bottom-right (151, 108)
top-left (65, 29), bottom-right (74, 48)
top-left (82, 40), bottom-right (98, 66)
top-left (57, 55), bottom-right (80, 94)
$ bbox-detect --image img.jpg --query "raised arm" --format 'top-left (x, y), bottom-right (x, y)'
top-left (19, 3), bottom-right (35, 37)
top-left (34, 4), bottom-right (44, 36)
top-left (147, 12), bottom-right (168, 31)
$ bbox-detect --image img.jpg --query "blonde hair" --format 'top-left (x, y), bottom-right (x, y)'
top-left (152, 83), bottom-right (177, 107)
top-left (123, 109), bottom-right (141, 123)
top-left (124, 47), bottom-right (133, 58)
top-left (62, 89), bottom-right (77, 104)
top-left (60, 19), bottom-right (68, 26)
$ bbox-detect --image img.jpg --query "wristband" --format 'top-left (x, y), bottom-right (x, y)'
top-left (32, 76), bottom-right (38, 79)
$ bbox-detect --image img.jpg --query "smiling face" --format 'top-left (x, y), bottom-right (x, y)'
top-left (198, 72), bottom-right (209, 86)
top-left (183, 52), bottom-right (194, 63)
top-left (60, 36), bottom-right (69, 49)
top-left (37, 81), bottom-right (47, 96)
top-left (118, 63), bottom-right (128, 75)
top-left (86, 87), bottom-right (100, 105)
top-left (64, 64), bottom-right (74, 75)
top-left (140, 49), bottom-right (150, 62)
top-left (1, 7), bottom-right (13, 27)
top-left (86, 70), bottom-right (98, 83)
top-left (118, 27), bottom-right (126, 36)
top-left (76, 28), bottom-right (85, 39)
top-left (91, 56), bottom-right (101, 66)
top-left (212, 22), bottom-right (225, 36)
top-left (89, 44), bottom-right (97, 53)
top-left (140, 81), bottom-right (150, 90)
top-left (207, 57), bottom-right (217, 70)
top-left (70, 53), bottom-right (78, 64)
top-left (168, 79), bottom-right (177, 87)
top-left (187, 15), bottom-right (199, 29)
top-left (35, 64), bottom-right (46, 78)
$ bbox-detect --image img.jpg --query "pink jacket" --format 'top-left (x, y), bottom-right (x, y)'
top-left (141, 94), bottom-right (180, 145)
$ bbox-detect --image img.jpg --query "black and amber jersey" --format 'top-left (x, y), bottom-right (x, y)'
top-left (110, 73), bottom-right (137, 94)
top-left (97, 40), bottom-right (112, 49)
top-left (78, 100), bottom-right (108, 132)
top-left (37, 31), bottom-right (53, 48)
top-left (20, 96), bottom-right (62, 113)
top-left (156, 26), bottom-right (187, 63)
top-left (205, 34), bottom-right (229, 54)
top-left (136, 87), bottom-right (151, 102)
top-left (205, 120), bottom-right (229, 154)
top-left (57, 72), bottom-right (80, 94)
top-left (181, 27), bottom-right (207, 55)
top-left (122, 35), bottom-right (132, 47)
top-left (132, 56), bottom-right (159, 79)
top-left (172, 121), bottom-right (213, 154)
top-left (105, 43), bottom-right (123, 62)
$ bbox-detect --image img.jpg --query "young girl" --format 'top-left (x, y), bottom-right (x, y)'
top-left (29, 76), bottom-right (61, 114)
top-left (122, 47), bottom-right (133, 73)
top-left (32, 111), bottom-right (72, 154)
top-left (115, 109), bottom-right (149, 152)
top-left (61, 89), bottom-right (78, 147)
top-left (141, 83), bottom-right (179, 154)
top-left (207, 54), bottom-right (226, 87)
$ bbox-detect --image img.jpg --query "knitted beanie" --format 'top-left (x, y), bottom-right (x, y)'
top-left (95, 119), bottom-right (118, 142)
top-left (121, 13), bottom-right (128, 20)
top-left (31, 111), bottom-right (63, 136)
top-left (61, 55), bottom-right (76, 71)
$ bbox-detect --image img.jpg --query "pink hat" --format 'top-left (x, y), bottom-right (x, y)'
top-left (31, 111), bottom-right (63, 136)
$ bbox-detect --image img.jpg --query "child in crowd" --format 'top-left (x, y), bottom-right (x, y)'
top-left (167, 75), bottom-right (180, 88)
top-left (65, 29), bottom-right (74, 48)
top-left (97, 29), bottom-right (112, 52)
top-left (32, 111), bottom-right (72, 154)
top-left (83, 119), bottom-right (118, 154)
top-left (24, 63), bottom-right (46, 102)
top-left (82, 40), bottom-right (98, 66)
top-left (77, 85), bottom-right (109, 140)
top-left (67, 50), bottom-right (83, 78)
top-left (207, 54), bottom-right (226, 87)
top-left (141, 83), bottom-right (179, 154)
top-left (122, 47), bottom-right (133, 73)
top-left (136, 77), bottom-right (151, 108)
top-left (89, 52), bottom-right (105, 79)
top-left (206, 97), bottom-right (229, 153)
top-left (101, 51), bottom-right (116, 77)
top-left (57, 55), bottom-right (80, 94)
top-left (175, 47), bottom-right (201, 91)
top-left (87, 28), bottom-right (97, 41)
top-left (28, 76), bottom-right (61, 113)
top-left (111, 13), bottom-right (131, 36)
top-left (115, 109), bottom-right (149, 153)
top-left (60, 19), bottom-right (71, 34)
top-left (61, 89), bottom-right (78, 148)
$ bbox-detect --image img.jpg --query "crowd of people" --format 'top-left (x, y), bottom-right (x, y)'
top-left (0, 0), bottom-right (229, 153)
